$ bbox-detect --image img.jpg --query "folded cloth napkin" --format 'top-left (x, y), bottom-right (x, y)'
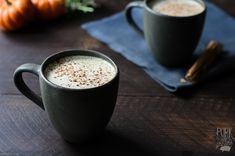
top-left (82, 1), bottom-right (235, 92)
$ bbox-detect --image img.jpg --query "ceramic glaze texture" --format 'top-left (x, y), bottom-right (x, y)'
top-left (125, 0), bottom-right (206, 66)
top-left (14, 50), bottom-right (119, 143)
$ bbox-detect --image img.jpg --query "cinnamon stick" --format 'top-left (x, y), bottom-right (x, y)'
top-left (184, 41), bottom-right (223, 82)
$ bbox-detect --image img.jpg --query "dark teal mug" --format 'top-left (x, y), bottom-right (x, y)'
top-left (14, 50), bottom-right (119, 143)
top-left (125, 0), bottom-right (206, 67)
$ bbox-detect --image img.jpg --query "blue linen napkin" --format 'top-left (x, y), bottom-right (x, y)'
top-left (82, 1), bottom-right (235, 92)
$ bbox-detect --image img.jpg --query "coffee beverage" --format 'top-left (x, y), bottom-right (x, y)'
top-left (14, 50), bottom-right (119, 143)
top-left (45, 55), bottom-right (116, 89)
top-left (152, 0), bottom-right (204, 17)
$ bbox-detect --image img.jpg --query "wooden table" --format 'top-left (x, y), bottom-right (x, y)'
top-left (0, 0), bottom-right (235, 155)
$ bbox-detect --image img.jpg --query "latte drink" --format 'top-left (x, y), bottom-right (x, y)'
top-left (152, 0), bottom-right (204, 17)
top-left (45, 55), bottom-right (116, 89)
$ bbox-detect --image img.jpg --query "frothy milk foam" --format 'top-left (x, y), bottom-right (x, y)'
top-left (45, 55), bottom-right (116, 89)
top-left (152, 0), bottom-right (204, 17)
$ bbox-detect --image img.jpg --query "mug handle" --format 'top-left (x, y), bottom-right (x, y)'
top-left (125, 1), bottom-right (144, 37)
top-left (14, 63), bottom-right (45, 110)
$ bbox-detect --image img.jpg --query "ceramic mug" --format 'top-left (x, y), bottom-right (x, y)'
top-left (125, 0), bottom-right (206, 66)
top-left (13, 49), bottom-right (119, 143)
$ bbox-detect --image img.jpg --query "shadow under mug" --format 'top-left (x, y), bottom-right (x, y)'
top-left (13, 49), bottom-right (119, 143)
top-left (125, 0), bottom-right (207, 67)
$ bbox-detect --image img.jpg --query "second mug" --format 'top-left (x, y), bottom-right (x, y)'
top-left (125, 0), bottom-right (206, 67)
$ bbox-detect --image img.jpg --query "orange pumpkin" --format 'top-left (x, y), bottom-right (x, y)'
top-left (0, 0), bottom-right (35, 31)
top-left (31, 0), bottom-right (65, 20)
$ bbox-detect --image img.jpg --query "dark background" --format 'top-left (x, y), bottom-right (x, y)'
top-left (0, 0), bottom-right (235, 155)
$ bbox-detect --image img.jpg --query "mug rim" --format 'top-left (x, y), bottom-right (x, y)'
top-left (40, 49), bottom-right (119, 91)
top-left (145, 0), bottom-right (207, 18)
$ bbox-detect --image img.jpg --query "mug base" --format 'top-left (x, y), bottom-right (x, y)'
top-left (62, 130), bottom-right (106, 144)
top-left (154, 54), bottom-right (193, 68)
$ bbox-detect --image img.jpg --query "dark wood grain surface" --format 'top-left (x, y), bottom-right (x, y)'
top-left (0, 0), bottom-right (235, 155)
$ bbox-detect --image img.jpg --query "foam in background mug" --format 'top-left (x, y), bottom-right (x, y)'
top-left (125, 0), bottom-right (206, 67)
top-left (13, 50), bottom-right (119, 143)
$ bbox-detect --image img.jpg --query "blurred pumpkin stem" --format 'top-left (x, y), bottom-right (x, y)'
top-left (5, 0), bottom-right (12, 5)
